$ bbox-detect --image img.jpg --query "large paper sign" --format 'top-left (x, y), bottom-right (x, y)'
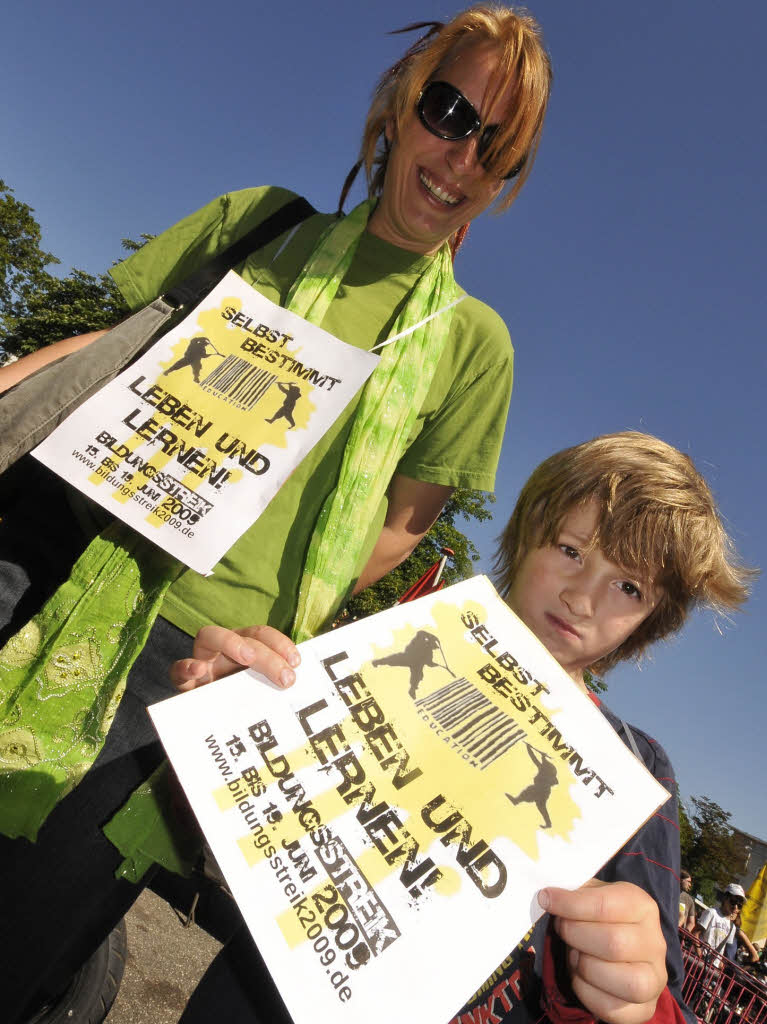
top-left (32, 272), bottom-right (378, 573)
top-left (149, 576), bottom-right (670, 1024)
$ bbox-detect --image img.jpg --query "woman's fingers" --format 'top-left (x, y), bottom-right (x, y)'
top-left (190, 624), bottom-right (290, 665)
top-left (238, 625), bottom-right (301, 668)
top-left (170, 625), bottom-right (301, 691)
top-left (171, 657), bottom-right (216, 692)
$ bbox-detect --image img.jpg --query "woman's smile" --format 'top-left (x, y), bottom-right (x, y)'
top-left (418, 168), bottom-right (464, 206)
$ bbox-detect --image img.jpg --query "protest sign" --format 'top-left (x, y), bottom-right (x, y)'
top-left (33, 271), bottom-right (378, 573)
top-left (149, 576), bottom-right (670, 1024)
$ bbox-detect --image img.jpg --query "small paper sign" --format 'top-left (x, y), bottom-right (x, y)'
top-left (33, 271), bottom-right (379, 573)
top-left (149, 576), bottom-right (670, 1024)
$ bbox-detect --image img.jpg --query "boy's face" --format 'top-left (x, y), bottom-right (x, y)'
top-left (506, 499), bottom-right (662, 690)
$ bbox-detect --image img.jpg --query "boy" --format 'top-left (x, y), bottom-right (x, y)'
top-left (171, 431), bottom-right (754, 1024)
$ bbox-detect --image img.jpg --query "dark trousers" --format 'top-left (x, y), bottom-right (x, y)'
top-left (0, 617), bottom-right (189, 1022)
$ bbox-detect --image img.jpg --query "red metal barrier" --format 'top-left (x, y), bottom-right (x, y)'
top-left (397, 547), bottom-right (454, 604)
top-left (679, 928), bottom-right (767, 1024)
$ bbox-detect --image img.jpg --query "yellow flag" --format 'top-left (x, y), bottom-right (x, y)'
top-left (741, 861), bottom-right (767, 944)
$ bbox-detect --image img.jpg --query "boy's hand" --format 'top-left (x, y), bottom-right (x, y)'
top-left (169, 625), bottom-right (300, 692)
top-left (540, 879), bottom-right (667, 1024)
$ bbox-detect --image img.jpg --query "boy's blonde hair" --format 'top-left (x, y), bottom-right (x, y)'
top-left (361, 6), bottom-right (551, 211)
top-left (494, 432), bottom-right (756, 674)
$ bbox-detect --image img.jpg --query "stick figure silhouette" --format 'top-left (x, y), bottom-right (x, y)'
top-left (162, 336), bottom-right (221, 383)
top-left (371, 630), bottom-right (453, 699)
top-left (265, 382), bottom-right (302, 429)
top-left (506, 743), bottom-right (558, 829)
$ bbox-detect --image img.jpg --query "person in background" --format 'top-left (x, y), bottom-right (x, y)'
top-left (679, 870), bottom-right (696, 930)
top-left (694, 883), bottom-right (756, 961)
top-left (726, 911), bottom-right (760, 964)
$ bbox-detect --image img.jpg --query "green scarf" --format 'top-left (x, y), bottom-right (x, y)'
top-left (289, 202), bottom-right (458, 641)
top-left (0, 198), bottom-right (457, 856)
top-left (0, 524), bottom-right (178, 838)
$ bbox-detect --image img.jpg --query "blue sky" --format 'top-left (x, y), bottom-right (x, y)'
top-left (3, 0), bottom-right (765, 844)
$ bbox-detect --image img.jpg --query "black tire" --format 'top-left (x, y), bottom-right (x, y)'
top-left (26, 918), bottom-right (128, 1024)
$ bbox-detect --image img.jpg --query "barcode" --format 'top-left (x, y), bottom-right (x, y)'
top-left (417, 678), bottom-right (526, 770)
top-left (200, 356), bottom-right (276, 410)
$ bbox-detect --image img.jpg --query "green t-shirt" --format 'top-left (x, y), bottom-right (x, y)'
top-left (110, 187), bottom-right (513, 636)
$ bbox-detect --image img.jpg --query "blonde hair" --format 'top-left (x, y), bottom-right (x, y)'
top-left (354, 6), bottom-right (551, 226)
top-left (494, 432), bottom-right (757, 673)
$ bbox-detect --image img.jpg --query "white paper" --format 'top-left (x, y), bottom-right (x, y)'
top-left (149, 576), bottom-right (670, 1024)
top-left (32, 272), bottom-right (378, 573)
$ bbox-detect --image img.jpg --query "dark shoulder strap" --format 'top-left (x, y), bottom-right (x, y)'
top-left (163, 196), bottom-right (316, 309)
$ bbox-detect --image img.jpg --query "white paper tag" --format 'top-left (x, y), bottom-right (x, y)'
top-left (33, 271), bottom-right (379, 573)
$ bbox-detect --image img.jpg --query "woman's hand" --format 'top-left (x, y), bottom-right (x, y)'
top-left (169, 625), bottom-right (300, 692)
top-left (539, 879), bottom-right (667, 1024)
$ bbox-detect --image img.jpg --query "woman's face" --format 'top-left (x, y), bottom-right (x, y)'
top-left (368, 42), bottom-right (514, 255)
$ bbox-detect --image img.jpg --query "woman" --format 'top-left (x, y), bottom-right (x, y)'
top-left (0, 7), bottom-right (551, 1021)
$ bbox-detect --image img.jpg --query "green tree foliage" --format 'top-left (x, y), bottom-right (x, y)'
top-left (583, 670), bottom-right (607, 696)
top-left (0, 179), bottom-right (59, 310)
top-left (681, 796), bottom-right (742, 905)
top-left (343, 489), bottom-right (495, 620)
top-left (0, 181), bottom-right (156, 360)
top-left (1, 266), bottom-right (131, 358)
top-left (679, 797), bottom-right (694, 864)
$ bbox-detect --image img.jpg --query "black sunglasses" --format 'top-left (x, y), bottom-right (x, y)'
top-left (728, 897), bottom-right (745, 907)
top-left (417, 80), bottom-right (526, 180)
